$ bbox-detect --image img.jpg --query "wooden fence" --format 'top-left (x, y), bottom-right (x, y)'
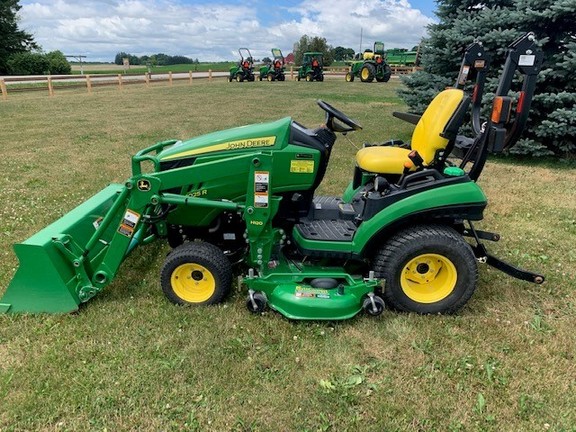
top-left (0, 66), bottom-right (420, 99)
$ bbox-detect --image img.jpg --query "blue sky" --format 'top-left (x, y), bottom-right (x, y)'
top-left (20, 0), bottom-right (437, 62)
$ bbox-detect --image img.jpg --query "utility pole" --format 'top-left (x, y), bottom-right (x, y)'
top-left (65, 55), bottom-right (86, 75)
top-left (359, 28), bottom-right (363, 56)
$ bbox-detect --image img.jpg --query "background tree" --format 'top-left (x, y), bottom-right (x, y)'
top-left (0, 0), bottom-right (38, 74)
top-left (332, 46), bottom-right (355, 61)
top-left (114, 52), bottom-right (129, 65)
top-left (293, 35), bottom-right (334, 66)
top-left (45, 50), bottom-right (71, 74)
top-left (400, 0), bottom-right (575, 157)
top-left (6, 51), bottom-right (48, 75)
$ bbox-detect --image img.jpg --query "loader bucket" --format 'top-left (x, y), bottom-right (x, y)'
top-left (0, 184), bottom-right (125, 314)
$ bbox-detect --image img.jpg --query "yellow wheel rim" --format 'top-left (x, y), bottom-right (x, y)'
top-left (400, 253), bottom-right (457, 303)
top-left (361, 68), bottom-right (370, 80)
top-left (346, 73), bottom-right (352, 82)
top-left (171, 263), bottom-right (216, 303)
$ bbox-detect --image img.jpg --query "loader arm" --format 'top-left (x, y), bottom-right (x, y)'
top-left (0, 141), bottom-right (267, 313)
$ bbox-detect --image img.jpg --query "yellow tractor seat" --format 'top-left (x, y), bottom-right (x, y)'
top-left (356, 146), bottom-right (411, 175)
top-left (356, 88), bottom-right (470, 175)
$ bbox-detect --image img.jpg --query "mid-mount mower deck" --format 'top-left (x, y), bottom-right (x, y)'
top-left (1, 33), bottom-right (545, 320)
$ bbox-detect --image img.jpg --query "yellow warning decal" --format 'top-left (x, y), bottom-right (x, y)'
top-left (117, 209), bottom-right (140, 238)
top-left (163, 136), bottom-right (276, 160)
top-left (290, 160), bottom-right (315, 173)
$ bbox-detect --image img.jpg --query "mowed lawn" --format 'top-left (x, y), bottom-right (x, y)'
top-left (0, 78), bottom-right (575, 431)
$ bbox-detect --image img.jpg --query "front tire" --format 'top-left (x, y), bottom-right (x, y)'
top-left (345, 72), bottom-right (354, 82)
top-left (376, 64), bottom-right (392, 82)
top-left (161, 242), bottom-right (232, 306)
top-left (372, 225), bottom-right (478, 314)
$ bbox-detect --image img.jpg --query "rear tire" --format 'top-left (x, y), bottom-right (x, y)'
top-left (372, 225), bottom-right (478, 314)
top-left (376, 64), bottom-right (392, 82)
top-left (360, 64), bottom-right (375, 82)
top-left (161, 242), bottom-right (232, 306)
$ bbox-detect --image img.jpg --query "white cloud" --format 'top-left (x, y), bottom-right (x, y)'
top-left (19, 0), bottom-right (433, 62)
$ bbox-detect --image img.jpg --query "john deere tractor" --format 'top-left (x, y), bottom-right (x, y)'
top-left (259, 48), bottom-right (286, 81)
top-left (1, 33), bottom-right (544, 320)
top-left (346, 41), bottom-right (392, 83)
top-left (297, 52), bottom-right (324, 82)
top-left (228, 48), bottom-right (255, 82)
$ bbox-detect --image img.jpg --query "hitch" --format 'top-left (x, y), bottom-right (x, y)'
top-left (466, 221), bottom-right (545, 284)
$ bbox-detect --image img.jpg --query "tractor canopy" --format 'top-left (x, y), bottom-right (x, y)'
top-left (303, 52), bottom-right (323, 65)
top-left (271, 48), bottom-right (284, 62)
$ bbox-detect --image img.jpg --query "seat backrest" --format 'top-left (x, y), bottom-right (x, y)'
top-left (411, 88), bottom-right (470, 164)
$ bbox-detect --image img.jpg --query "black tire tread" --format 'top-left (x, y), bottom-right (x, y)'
top-left (372, 224), bottom-right (478, 314)
top-left (160, 242), bottom-right (232, 306)
top-left (360, 63), bottom-right (375, 82)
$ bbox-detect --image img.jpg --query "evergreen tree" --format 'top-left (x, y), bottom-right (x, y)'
top-left (400, 0), bottom-right (575, 157)
top-left (0, 0), bottom-right (38, 74)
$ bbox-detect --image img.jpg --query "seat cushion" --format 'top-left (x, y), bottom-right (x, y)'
top-left (355, 146), bottom-right (412, 175)
top-left (412, 88), bottom-right (465, 162)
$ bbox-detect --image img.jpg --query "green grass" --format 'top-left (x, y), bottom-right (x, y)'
top-left (1, 79), bottom-right (575, 431)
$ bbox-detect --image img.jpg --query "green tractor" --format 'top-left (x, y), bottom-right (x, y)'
top-left (259, 48), bottom-right (286, 82)
top-left (1, 33), bottom-right (544, 320)
top-left (228, 48), bottom-right (255, 82)
top-left (346, 41), bottom-right (392, 83)
top-left (297, 52), bottom-right (324, 82)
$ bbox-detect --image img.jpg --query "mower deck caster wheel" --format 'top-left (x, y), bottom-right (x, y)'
top-left (246, 290), bottom-right (267, 314)
top-left (362, 293), bottom-right (385, 317)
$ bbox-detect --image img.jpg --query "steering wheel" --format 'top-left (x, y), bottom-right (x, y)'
top-left (317, 100), bottom-right (363, 133)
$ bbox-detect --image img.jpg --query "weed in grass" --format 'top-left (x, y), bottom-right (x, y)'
top-left (529, 313), bottom-right (553, 333)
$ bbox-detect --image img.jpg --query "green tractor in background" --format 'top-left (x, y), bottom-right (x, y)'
top-left (259, 48), bottom-right (286, 81)
top-left (228, 48), bottom-right (255, 82)
top-left (297, 52), bottom-right (324, 82)
top-left (346, 41), bottom-right (392, 83)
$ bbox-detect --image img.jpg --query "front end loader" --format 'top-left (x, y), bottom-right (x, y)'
top-left (1, 33), bottom-right (544, 320)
